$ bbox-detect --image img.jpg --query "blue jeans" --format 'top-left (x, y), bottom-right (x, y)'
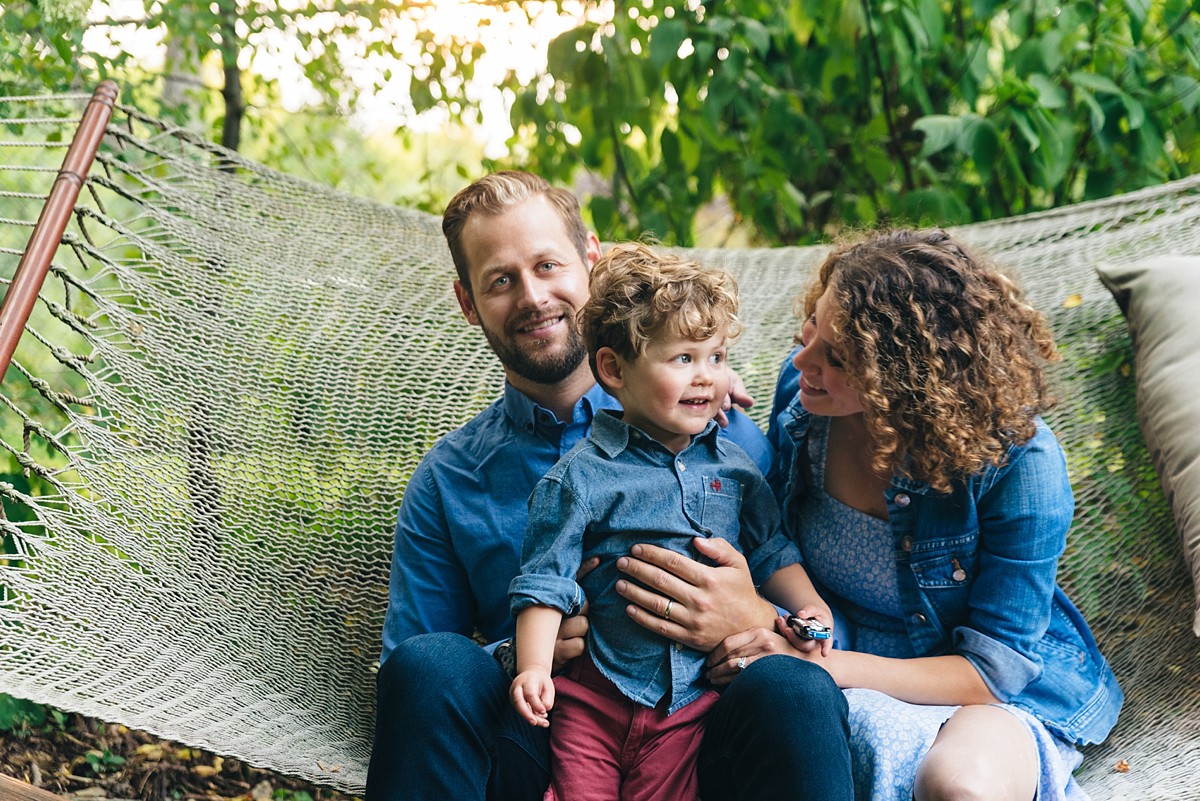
top-left (366, 636), bottom-right (852, 801)
top-left (698, 654), bottom-right (853, 801)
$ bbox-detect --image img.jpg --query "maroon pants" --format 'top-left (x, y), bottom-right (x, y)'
top-left (545, 653), bottom-right (720, 801)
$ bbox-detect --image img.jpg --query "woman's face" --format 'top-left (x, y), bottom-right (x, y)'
top-left (792, 288), bottom-right (865, 417)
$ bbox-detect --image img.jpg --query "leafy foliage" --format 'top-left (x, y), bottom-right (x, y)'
top-left (0, 693), bottom-right (48, 734)
top-left (499, 0), bottom-right (1200, 244)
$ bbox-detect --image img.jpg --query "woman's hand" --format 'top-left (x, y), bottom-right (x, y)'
top-left (714, 369), bottom-right (754, 427)
top-left (615, 537), bottom-right (777, 653)
top-left (704, 620), bottom-right (818, 685)
top-left (787, 603), bottom-right (835, 657)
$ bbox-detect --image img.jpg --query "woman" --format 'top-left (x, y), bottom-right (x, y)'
top-left (706, 229), bottom-right (1122, 801)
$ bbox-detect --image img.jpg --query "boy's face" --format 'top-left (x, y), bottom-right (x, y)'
top-left (607, 330), bottom-right (732, 454)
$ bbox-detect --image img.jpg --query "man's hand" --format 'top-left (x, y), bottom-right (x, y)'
top-left (552, 556), bottom-right (599, 672)
top-left (614, 537), bottom-right (777, 652)
top-left (714, 369), bottom-right (755, 427)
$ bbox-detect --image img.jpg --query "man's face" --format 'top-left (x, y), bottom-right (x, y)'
top-left (453, 195), bottom-right (598, 387)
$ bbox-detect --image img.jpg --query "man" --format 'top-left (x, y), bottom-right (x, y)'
top-left (367, 171), bottom-right (852, 800)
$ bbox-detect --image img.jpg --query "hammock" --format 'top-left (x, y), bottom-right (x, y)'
top-left (0, 84), bottom-right (1196, 799)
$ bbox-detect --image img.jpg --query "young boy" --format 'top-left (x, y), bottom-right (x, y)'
top-left (507, 242), bottom-right (833, 801)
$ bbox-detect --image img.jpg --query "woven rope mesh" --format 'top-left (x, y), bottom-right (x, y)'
top-left (1, 90), bottom-right (1197, 798)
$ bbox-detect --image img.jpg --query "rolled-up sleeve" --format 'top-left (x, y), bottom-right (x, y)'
top-left (954, 422), bottom-right (1075, 700)
top-left (508, 475), bottom-right (589, 617)
top-left (738, 472), bottom-right (803, 586)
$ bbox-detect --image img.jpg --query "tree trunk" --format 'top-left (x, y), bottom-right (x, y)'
top-left (218, 1), bottom-right (243, 152)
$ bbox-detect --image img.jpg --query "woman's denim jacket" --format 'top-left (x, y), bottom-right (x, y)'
top-left (768, 354), bottom-right (1123, 745)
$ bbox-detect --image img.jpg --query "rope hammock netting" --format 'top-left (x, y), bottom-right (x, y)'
top-left (0, 84), bottom-right (1197, 798)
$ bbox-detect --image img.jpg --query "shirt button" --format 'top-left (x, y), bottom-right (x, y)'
top-left (894, 493), bottom-right (911, 507)
top-left (900, 536), bottom-right (913, 552)
top-left (910, 613), bottom-right (927, 626)
top-left (676, 460), bottom-right (687, 472)
top-left (674, 642), bottom-right (683, 652)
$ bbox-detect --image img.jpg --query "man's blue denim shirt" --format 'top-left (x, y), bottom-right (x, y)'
top-left (768, 350), bottom-right (1123, 746)
top-left (380, 381), bottom-right (771, 664)
top-left (509, 410), bottom-right (801, 714)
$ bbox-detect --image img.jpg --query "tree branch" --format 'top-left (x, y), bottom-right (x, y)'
top-left (860, 0), bottom-right (915, 192)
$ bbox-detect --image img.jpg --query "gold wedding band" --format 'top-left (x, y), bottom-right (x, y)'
top-left (663, 599), bottom-right (675, 621)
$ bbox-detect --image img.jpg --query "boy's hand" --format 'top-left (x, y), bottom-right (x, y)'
top-left (510, 668), bottom-right (555, 727)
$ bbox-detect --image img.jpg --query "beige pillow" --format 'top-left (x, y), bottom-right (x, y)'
top-left (1096, 256), bottom-right (1200, 635)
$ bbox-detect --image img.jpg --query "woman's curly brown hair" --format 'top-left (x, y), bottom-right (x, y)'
top-left (800, 229), bottom-right (1058, 492)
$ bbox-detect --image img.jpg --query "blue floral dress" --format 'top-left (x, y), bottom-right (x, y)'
top-left (797, 415), bottom-right (1090, 801)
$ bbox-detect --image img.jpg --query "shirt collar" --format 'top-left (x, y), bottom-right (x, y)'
top-left (590, 409), bottom-right (721, 459)
top-left (501, 380), bottom-right (620, 434)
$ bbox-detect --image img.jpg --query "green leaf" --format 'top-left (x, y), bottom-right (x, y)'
top-left (786, 0), bottom-right (817, 45)
top-left (1078, 89), bottom-right (1107, 134)
top-left (1172, 75), bottom-right (1200, 115)
top-left (1011, 108), bottom-right (1041, 152)
top-left (740, 18), bottom-right (771, 56)
top-left (917, 0), bottom-right (945, 46)
top-left (649, 19), bottom-right (688, 71)
top-left (963, 117), bottom-right (1000, 182)
top-left (1028, 74), bottom-right (1067, 109)
top-left (1121, 94), bottom-right (1146, 130)
top-left (1123, 0), bottom-right (1149, 44)
top-left (1039, 29), bottom-right (1066, 75)
top-left (1071, 72), bottom-right (1123, 96)
top-left (913, 114), bottom-right (962, 158)
top-left (547, 27), bottom-right (594, 75)
top-left (593, 189), bottom-right (620, 227)
top-left (660, 127), bottom-right (681, 169)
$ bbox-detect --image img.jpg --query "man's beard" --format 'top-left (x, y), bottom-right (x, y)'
top-left (479, 311), bottom-right (588, 386)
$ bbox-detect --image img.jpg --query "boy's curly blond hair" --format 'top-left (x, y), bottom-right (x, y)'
top-left (580, 242), bottom-right (741, 389)
top-left (800, 229), bottom-right (1058, 493)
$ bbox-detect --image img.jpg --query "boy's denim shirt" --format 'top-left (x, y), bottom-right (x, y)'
top-left (768, 351), bottom-right (1122, 746)
top-left (380, 381), bottom-right (771, 665)
top-left (509, 410), bottom-right (801, 714)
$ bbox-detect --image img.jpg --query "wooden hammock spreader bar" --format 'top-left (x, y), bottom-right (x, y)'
top-left (0, 80), bottom-right (118, 379)
top-left (0, 774), bottom-right (69, 801)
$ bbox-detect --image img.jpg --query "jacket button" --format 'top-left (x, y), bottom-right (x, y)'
top-left (676, 460), bottom-right (687, 472)
top-left (900, 536), bottom-right (913, 552)
top-left (910, 613), bottom-right (927, 626)
top-left (895, 493), bottom-right (911, 507)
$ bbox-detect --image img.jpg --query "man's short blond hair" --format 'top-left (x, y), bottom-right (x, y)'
top-left (441, 171), bottom-right (588, 292)
top-left (579, 242), bottom-right (741, 386)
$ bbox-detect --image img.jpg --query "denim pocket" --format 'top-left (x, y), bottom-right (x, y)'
top-left (699, 475), bottom-right (743, 539)
top-left (911, 549), bottom-right (975, 620)
top-left (911, 551), bottom-right (975, 589)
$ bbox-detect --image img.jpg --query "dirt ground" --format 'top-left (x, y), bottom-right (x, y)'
top-left (0, 712), bottom-right (358, 801)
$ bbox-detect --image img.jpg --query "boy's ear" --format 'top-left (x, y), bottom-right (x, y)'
top-left (453, 279), bottom-right (480, 326)
top-left (594, 347), bottom-right (624, 390)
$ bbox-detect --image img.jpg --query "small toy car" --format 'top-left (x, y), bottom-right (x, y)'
top-left (786, 615), bottom-right (832, 641)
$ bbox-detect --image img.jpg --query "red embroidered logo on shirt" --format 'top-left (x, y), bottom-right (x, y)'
top-left (710, 479), bottom-right (722, 493)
